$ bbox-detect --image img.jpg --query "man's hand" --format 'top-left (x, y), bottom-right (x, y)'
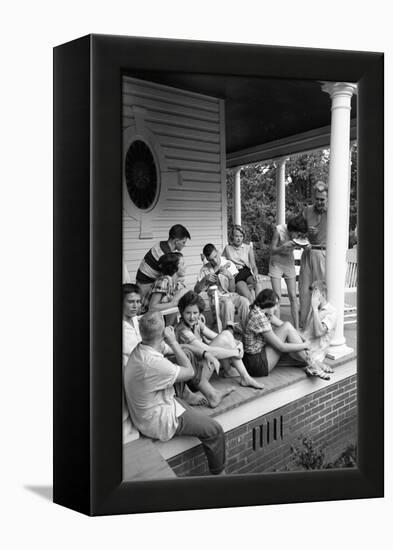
top-left (203, 351), bottom-right (220, 373)
top-left (282, 241), bottom-right (295, 251)
top-left (235, 341), bottom-right (244, 359)
top-left (205, 272), bottom-right (218, 284)
top-left (311, 290), bottom-right (320, 310)
top-left (302, 340), bottom-right (311, 350)
top-left (163, 326), bottom-right (177, 345)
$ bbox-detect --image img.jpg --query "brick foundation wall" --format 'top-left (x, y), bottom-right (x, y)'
top-left (168, 375), bottom-right (357, 476)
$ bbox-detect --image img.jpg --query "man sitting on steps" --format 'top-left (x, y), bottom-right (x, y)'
top-left (195, 243), bottom-right (250, 333)
top-left (124, 311), bottom-right (226, 475)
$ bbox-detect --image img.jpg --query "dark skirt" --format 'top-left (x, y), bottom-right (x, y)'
top-left (234, 266), bottom-right (253, 284)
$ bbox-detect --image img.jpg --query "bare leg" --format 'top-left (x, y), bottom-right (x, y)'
top-left (211, 331), bottom-right (263, 390)
top-left (267, 321), bottom-right (308, 364)
top-left (181, 384), bottom-right (208, 406)
top-left (195, 361), bottom-right (234, 408)
top-left (270, 276), bottom-right (282, 319)
top-left (264, 345), bottom-right (282, 371)
top-left (254, 275), bottom-right (264, 297)
top-left (235, 280), bottom-right (253, 302)
top-left (285, 277), bottom-right (299, 330)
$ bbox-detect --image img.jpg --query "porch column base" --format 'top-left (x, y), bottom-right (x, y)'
top-left (326, 344), bottom-right (354, 361)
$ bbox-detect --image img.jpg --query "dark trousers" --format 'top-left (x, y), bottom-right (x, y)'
top-left (175, 399), bottom-right (226, 474)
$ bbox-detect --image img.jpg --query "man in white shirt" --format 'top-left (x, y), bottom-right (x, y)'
top-left (195, 243), bottom-right (249, 331)
top-left (122, 284), bottom-right (143, 441)
top-left (124, 311), bottom-right (226, 474)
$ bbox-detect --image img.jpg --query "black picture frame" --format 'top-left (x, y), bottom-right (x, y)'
top-left (53, 34), bottom-right (384, 516)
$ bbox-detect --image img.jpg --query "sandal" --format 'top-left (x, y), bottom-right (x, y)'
top-left (320, 362), bottom-right (334, 374)
top-left (304, 365), bottom-right (319, 377)
top-left (304, 363), bottom-right (330, 381)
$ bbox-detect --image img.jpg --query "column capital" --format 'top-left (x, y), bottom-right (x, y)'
top-left (320, 81), bottom-right (357, 99)
top-left (275, 156), bottom-right (289, 166)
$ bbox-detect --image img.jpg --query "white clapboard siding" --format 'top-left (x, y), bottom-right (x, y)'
top-left (122, 79), bottom-right (219, 112)
top-left (122, 76), bottom-right (226, 288)
top-left (122, 95), bottom-right (220, 123)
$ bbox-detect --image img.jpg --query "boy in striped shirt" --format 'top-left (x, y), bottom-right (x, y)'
top-left (136, 224), bottom-right (191, 299)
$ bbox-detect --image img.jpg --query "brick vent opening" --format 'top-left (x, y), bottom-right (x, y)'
top-left (252, 415), bottom-right (284, 451)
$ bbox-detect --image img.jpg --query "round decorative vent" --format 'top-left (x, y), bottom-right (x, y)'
top-left (125, 140), bottom-right (158, 210)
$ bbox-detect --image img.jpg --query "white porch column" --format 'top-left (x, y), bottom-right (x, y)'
top-left (276, 157), bottom-right (288, 225)
top-left (233, 167), bottom-right (242, 226)
top-left (322, 82), bottom-right (357, 359)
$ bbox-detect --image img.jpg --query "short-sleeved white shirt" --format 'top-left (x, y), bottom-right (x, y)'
top-left (122, 320), bottom-right (140, 369)
top-left (198, 256), bottom-right (238, 295)
top-left (124, 343), bottom-right (185, 441)
top-left (303, 302), bottom-right (337, 362)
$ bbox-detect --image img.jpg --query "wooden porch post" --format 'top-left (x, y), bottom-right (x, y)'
top-left (322, 82), bottom-right (357, 359)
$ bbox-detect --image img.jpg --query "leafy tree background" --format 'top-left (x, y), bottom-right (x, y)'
top-left (226, 144), bottom-right (357, 274)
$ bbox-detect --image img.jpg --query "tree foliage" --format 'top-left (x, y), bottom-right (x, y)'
top-left (226, 145), bottom-right (357, 273)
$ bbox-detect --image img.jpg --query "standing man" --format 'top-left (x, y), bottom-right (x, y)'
top-left (299, 181), bottom-right (328, 328)
top-left (136, 224), bottom-right (191, 299)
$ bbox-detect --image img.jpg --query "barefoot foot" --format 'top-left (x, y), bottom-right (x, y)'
top-left (240, 375), bottom-right (264, 390)
top-left (207, 387), bottom-right (235, 408)
top-left (184, 391), bottom-right (208, 406)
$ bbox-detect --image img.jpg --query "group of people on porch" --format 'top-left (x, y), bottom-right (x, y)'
top-left (123, 181), bottom-right (337, 475)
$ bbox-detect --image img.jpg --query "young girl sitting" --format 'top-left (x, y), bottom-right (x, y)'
top-left (175, 291), bottom-right (264, 407)
top-left (144, 252), bottom-right (189, 323)
top-left (269, 214), bottom-right (308, 329)
top-left (243, 289), bottom-right (330, 380)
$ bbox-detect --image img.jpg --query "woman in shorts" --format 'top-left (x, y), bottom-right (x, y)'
top-left (269, 214), bottom-right (308, 329)
top-left (243, 289), bottom-right (329, 380)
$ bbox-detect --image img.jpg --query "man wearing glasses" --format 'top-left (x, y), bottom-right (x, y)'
top-left (299, 182), bottom-right (328, 328)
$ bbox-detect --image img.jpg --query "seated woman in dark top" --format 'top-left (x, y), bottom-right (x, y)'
top-left (242, 289), bottom-right (330, 380)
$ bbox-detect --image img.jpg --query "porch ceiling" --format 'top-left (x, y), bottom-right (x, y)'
top-left (125, 71), bottom-right (357, 156)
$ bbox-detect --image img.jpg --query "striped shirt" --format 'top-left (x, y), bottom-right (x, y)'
top-left (136, 241), bottom-right (173, 284)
